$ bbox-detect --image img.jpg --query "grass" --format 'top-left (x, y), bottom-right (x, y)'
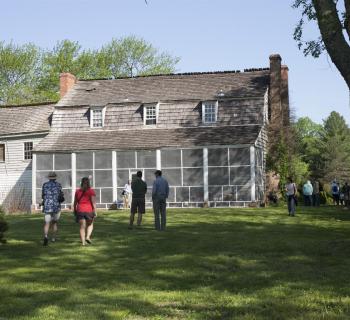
top-left (1, 206), bottom-right (350, 320)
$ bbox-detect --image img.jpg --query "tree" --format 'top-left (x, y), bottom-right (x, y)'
top-left (0, 41), bottom-right (43, 105)
top-left (319, 111), bottom-right (350, 182)
top-left (293, 0), bottom-right (350, 89)
top-left (0, 37), bottom-right (180, 104)
top-left (294, 117), bottom-right (323, 178)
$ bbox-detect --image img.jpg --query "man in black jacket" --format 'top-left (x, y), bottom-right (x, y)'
top-left (128, 171), bottom-right (147, 229)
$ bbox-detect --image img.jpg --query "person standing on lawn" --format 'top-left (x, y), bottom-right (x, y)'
top-left (73, 177), bottom-right (97, 246)
top-left (41, 171), bottom-right (64, 246)
top-left (303, 180), bottom-right (313, 206)
top-left (331, 180), bottom-right (340, 205)
top-left (123, 180), bottom-right (132, 209)
top-left (285, 177), bottom-right (297, 216)
top-left (152, 170), bottom-right (169, 231)
top-left (128, 171), bottom-right (147, 229)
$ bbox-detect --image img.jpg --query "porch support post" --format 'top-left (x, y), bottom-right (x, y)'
top-left (112, 151), bottom-right (117, 202)
top-left (156, 149), bottom-right (161, 170)
top-left (250, 145), bottom-right (256, 202)
top-left (31, 153), bottom-right (37, 211)
top-left (203, 147), bottom-right (209, 206)
top-left (71, 153), bottom-right (76, 208)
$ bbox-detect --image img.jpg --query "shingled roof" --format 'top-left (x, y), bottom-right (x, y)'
top-left (34, 125), bottom-right (262, 152)
top-left (57, 70), bottom-right (270, 107)
top-left (0, 103), bottom-right (55, 136)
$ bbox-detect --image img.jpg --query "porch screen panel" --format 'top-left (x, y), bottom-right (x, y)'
top-left (229, 147), bottom-right (251, 202)
top-left (54, 154), bottom-right (71, 204)
top-left (37, 154), bottom-right (53, 170)
top-left (95, 151), bottom-right (112, 169)
top-left (117, 151), bottom-right (136, 169)
top-left (137, 150), bottom-right (156, 168)
top-left (76, 152), bottom-right (93, 170)
top-left (161, 149), bottom-right (181, 168)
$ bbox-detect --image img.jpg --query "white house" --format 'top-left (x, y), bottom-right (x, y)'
top-left (0, 103), bottom-right (54, 212)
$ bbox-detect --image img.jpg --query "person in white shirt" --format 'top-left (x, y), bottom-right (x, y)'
top-left (123, 180), bottom-right (132, 209)
top-left (285, 176), bottom-right (297, 216)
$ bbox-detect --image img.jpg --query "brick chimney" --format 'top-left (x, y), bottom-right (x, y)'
top-left (269, 54), bottom-right (282, 126)
top-left (60, 73), bottom-right (76, 98)
top-left (281, 65), bottom-right (290, 126)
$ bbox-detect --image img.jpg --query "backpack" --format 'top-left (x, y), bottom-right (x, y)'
top-left (332, 185), bottom-right (338, 194)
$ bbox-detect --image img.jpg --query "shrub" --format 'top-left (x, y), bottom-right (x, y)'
top-left (0, 212), bottom-right (9, 244)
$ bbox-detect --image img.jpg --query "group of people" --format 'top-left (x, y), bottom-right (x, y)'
top-left (330, 180), bottom-right (350, 206)
top-left (285, 177), bottom-right (350, 217)
top-left (41, 170), bottom-right (169, 246)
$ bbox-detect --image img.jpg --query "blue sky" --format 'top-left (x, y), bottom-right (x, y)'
top-left (1, 0), bottom-right (349, 124)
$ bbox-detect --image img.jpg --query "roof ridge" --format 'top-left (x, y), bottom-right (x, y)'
top-left (78, 68), bottom-right (270, 82)
top-left (0, 101), bottom-right (57, 108)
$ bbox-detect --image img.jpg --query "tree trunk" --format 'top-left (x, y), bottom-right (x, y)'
top-left (313, 0), bottom-right (350, 89)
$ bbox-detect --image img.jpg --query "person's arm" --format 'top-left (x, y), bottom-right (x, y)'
top-left (165, 181), bottom-right (169, 198)
top-left (144, 181), bottom-right (147, 194)
top-left (73, 191), bottom-right (78, 213)
top-left (152, 180), bottom-right (157, 199)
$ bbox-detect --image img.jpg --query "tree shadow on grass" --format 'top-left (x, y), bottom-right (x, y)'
top-left (1, 209), bottom-right (350, 319)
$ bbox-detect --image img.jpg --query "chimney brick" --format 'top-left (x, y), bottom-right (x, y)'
top-left (269, 54), bottom-right (282, 126)
top-left (281, 65), bottom-right (290, 126)
top-left (60, 73), bottom-right (76, 98)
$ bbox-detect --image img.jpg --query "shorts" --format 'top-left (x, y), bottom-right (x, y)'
top-left (44, 212), bottom-right (61, 223)
top-left (76, 212), bottom-right (95, 223)
top-left (131, 198), bottom-right (145, 214)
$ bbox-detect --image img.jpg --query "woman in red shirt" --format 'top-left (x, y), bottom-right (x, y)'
top-left (74, 177), bottom-right (97, 245)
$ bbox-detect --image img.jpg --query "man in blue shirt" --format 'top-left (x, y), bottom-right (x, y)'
top-left (152, 170), bottom-right (169, 231)
top-left (41, 171), bottom-right (63, 246)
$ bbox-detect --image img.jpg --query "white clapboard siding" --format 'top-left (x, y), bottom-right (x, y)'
top-left (0, 134), bottom-right (47, 209)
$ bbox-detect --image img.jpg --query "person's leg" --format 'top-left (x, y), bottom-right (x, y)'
top-left (129, 200), bottom-right (136, 228)
top-left (51, 213), bottom-right (60, 241)
top-left (43, 214), bottom-right (51, 245)
top-left (137, 199), bottom-right (145, 226)
top-left (291, 197), bottom-right (296, 216)
top-left (153, 198), bottom-right (161, 230)
top-left (287, 196), bottom-right (292, 215)
top-left (79, 219), bottom-right (86, 245)
top-left (160, 199), bottom-right (166, 230)
top-left (86, 220), bottom-right (94, 241)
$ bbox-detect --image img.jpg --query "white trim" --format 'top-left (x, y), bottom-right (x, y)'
top-left (112, 151), bottom-right (117, 201)
top-left (71, 153), bottom-right (76, 205)
top-left (90, 106), bottom-right (105, 128)
top-left (143, 103), bottom-right (159, 126)
top-left (203, 147), bottom-right (209, 204)
top-left (250, 145), bottom-right (256, 202)
top-left (23, 141), bottom-right (34, 161)
top-left (32, 153), bottom-right (37, 206)
top-left (202, 100), bottom-right (218, 124)
top-left (156, 149), bottom-right (161, 170)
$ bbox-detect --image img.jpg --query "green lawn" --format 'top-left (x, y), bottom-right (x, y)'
top-left (1, 206), bottom-right (350, 320)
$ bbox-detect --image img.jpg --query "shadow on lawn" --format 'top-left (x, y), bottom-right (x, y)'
top-left (1, 208), bottom-right (350, 319)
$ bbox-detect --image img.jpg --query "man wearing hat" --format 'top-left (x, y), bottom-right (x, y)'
top-left (41, 171), bottom-right (64, 246)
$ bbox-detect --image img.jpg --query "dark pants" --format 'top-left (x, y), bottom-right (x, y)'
top-left (333, 194), bottom-right (340, 205)
top-left (312, 194), bottom-right (320, 206)
top-left (304, 195), bottom-right (312, 206)
top-left (153, 197), bottom-right (166, 231)
top-left (287, 195), bottom-right (296, 216)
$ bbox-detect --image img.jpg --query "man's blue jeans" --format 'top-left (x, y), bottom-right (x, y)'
top-left (153, 196), bottom-right (167, 231)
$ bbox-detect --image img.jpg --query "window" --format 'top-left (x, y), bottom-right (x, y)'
top-left (24, 142), bottom-right (33, 160)
top-left (202, 101), bottom-right (218, 124)
top-left (91, 107), bottom-right (104, 128)
top-left (144, 104), bottom-right (158, 125)
top-left (0, 144), bottom-right (5, 162)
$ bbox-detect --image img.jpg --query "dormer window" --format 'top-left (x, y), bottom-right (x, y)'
top-left (91, 107), bottom-right (104, 128)
top-left (144, 103), bottom-right (158, 125)
top-left (202, 101), bottom-right (218, 124)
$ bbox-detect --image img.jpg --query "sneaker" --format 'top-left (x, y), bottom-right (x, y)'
top-left (51, 238), bottom-right (56, 243)
top-left (86, 239), bottom-right (92, 244)
top-left (43, 237), bottom-right (48, 246)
